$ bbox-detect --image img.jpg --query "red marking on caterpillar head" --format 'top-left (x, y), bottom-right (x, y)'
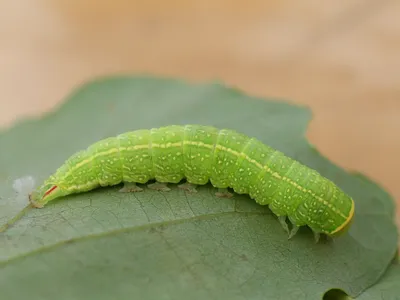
top-left (43, 185), bottom-right (58, 198)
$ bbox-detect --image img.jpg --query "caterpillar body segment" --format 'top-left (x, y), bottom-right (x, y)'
top-left (29, 124), bottom-right (355, 239)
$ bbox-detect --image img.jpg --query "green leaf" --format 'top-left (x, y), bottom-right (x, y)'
top-left (356, 261), bottom-right (400, 299)
top-left (0, 76), bottom-right (397, 300)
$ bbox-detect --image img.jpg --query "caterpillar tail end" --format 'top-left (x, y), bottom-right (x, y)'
top-left (29, 182), bottom-right (65, 208)
top-left (28, 192), bottom-right (44, 208)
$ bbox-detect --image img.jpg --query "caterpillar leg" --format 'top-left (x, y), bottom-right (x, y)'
top-left (215, 188), bottom-right (233, 198)
top-left (178, 182), bottom-right (198, 193)
top-left (313, 231), bottom-right (321, 243)
top-left (119, 182), bottom-right (143, 193)
top-left (147, 181), bottom-right (171, 192)
top-left (278, 216), bottom-right (290, 234)
top-left (288, 226), bottom-right (300, 239)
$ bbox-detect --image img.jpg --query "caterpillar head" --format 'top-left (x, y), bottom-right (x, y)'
top-left (29, 180), bottom-right (66, 208)
top-left (329, 199), bottom-right (355, 238)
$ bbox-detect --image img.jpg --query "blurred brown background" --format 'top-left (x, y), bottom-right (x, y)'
top-left (0, 1), bottom-right (399, 224)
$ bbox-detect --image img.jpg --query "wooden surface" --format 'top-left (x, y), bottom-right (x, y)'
top-left (0, 1), bottom-right (399, 224)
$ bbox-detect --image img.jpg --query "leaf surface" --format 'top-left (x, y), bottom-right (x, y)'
top-left (0, 76), bottom-right (397, 300)
top-left (357, 261), bottom-right (400, 300)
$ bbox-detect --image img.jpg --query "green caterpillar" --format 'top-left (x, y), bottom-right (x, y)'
top-left (29, 124), bottom-right (355, 240)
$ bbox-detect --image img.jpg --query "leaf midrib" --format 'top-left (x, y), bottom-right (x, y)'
top-left (0, 210), bottom-right (270, 266)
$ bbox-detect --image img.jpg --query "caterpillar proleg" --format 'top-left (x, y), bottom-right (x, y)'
top-left (29, 125), bottom-right (355, 239)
